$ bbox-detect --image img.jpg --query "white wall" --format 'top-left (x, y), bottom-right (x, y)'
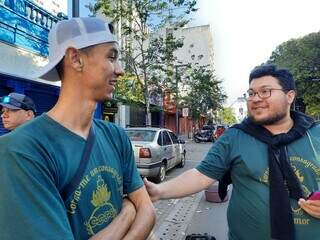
top-left (0, 42), bottom-right (60, 86)
top-left (174, 25), bottom-right (215, 70)
top-left (32, 0), bottom-right (67, 15)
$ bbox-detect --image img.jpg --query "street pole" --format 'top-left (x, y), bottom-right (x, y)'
top-left (175, 64), bottom-right (188, 136)
top-left (175, 65), bottom-right (179, 135)
top-left (72, 0), bottom-right (80, 17)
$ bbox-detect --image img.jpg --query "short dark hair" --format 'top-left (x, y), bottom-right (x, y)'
top-left (249, 64), bottom-right (296, 91)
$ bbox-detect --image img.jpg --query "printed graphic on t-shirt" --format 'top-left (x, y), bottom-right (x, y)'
top-left (66, 165), bottom-right (123, 236)
top-left (85, 176), bottom-right (117, 236)
top-left (259, 155), bottom-right (320, 226)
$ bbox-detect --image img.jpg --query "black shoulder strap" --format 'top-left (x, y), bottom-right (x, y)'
top-left (61, 127), bottom-right (95, 201)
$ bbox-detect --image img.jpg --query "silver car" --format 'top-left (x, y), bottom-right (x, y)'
top-left (125, 127), bottom-right (186, 182)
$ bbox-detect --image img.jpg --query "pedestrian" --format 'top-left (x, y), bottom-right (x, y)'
top-left (0, 92), bottom-right (36, 131)
top-left (145, 64), bottom-right (320, 240)
top-left (0, 17), bottom-right (155, 240)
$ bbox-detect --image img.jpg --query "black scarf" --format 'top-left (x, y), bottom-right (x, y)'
top-left (218, 111), bottom-right (315, 240)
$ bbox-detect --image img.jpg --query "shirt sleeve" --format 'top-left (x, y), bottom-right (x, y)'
top-left (196, 128), bottom-right (237, 180)
top-left (0, 147), bottom-right (74, 240)
top-left (120, 129), bottom-right (144, 194)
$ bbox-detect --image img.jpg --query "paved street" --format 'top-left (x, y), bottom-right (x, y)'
top-left (148, 139), bottom-right (229, 240)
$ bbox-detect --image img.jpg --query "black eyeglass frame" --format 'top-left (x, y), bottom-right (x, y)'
top-left (246, 88), bottom-right (289, 100)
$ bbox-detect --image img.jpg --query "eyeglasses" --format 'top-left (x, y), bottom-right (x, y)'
top-left (246, 88), bottom-right (288, 100)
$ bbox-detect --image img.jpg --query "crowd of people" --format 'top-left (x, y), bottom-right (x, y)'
top-left (0, 17), bottom-right (319, 240)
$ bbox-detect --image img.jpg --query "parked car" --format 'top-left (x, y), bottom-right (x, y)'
top-left (125, 127), bottom-right (186, 183)
top-left (213, 125), bottom-right (226, 140)
top-left (193, 125), bottom-right (216, 143)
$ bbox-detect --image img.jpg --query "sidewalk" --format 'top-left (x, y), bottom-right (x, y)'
top-left (148, 190), bottom-right (230, 240)
top-left (185, 191), bottom-right (229, 240)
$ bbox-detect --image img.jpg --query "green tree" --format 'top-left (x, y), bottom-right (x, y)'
top-left (114, 73), bottom-right (144, 103)
top-left (90, 0), bottom-right (197, 125)
top-left (181, 65), bottom-right (226, 120)
top-left (268, 31), bottom-right (320, 116)
top-left (217, 107), bottom-right (237, 125)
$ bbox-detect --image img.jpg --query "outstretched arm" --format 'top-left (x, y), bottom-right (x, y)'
top-left (89, 198), bottom-right (137, 240)
top-left (144, 168), bottom-right (215, 202)
top-left (122, 186), bottom-right (156, 240)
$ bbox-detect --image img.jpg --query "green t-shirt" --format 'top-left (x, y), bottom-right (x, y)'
top-left (196, 125), bottom-right (320, 240)
top-left (0, 114), bottom-right (143, 240)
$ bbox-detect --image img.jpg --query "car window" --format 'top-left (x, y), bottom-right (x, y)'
top-left (168, 132), bottom-right (179, 144)
top-left (162, 131), bottom-right (172, 146)
top-left (125, 130), bottom-right (156, 142)
top-left (157, 131), bottom-right (163, 146)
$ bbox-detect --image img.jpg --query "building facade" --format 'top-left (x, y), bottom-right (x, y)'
top-left (230, 96), bottom-right (247, 123)
top-left (174, 24), bottom-right (214, 70)
top-left (31, 0), bottom-right (67, 15)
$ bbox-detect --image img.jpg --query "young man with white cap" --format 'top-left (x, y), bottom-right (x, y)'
top-left (0, 92), bottom-right (36, 131)
top-left (0, 17), bottom-right (155, 240)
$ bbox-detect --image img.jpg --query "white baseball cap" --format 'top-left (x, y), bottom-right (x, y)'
top-left (34, 17), bottom-right (117, 81)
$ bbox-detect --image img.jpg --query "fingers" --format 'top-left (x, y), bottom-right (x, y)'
top-left (143, 177), bottom-right (151, 186)
top-left (143, 177), bottom-right (159, 202)
top-left (298, 198), bottom-right (320, 219)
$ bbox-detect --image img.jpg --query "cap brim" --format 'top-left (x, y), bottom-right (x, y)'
top-left (0, 103), bottom-right (21, 110)
top-left (32, 56), bottom-right (62, 82)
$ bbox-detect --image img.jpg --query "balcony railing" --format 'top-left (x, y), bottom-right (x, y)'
top-left (0, 0), bottom-right (67, 56)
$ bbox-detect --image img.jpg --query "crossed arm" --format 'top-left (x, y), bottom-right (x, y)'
top-left (90, 186), bottom-right (156, 240)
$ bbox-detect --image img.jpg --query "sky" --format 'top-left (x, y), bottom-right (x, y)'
top-left (190, 0), bottom-right (320, 105)
top-left (72, 0), bottom-right (320, 105)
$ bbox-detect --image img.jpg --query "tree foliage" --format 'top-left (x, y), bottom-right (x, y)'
top-left (268, 31), bottom-right (320, 116)
top-left (90, 0), bottom-right (197, 124)
top-left (181, 65), bottom-right (226, 120)
top-left (114, 73), bottom-right (144, 103)
top-left (217, 107), bottom-right (237, 125)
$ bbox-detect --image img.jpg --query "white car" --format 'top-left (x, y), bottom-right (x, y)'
top-left (125, 127), bottom-right (186, 182)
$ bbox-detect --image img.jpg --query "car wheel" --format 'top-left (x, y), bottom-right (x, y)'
top-left (154, 163), bottom-right (166, 183)
top-left (178, 151), bottom-right (186, 168)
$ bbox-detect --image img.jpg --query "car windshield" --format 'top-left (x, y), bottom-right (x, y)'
top-left (125, 130), bottom-right (156, 142)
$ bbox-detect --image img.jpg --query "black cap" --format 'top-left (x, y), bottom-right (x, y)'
top-left (0, 92), bottom-right (36, 113)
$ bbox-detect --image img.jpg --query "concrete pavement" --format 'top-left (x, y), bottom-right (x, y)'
top-left (148, 140), bottom-right (230, 240)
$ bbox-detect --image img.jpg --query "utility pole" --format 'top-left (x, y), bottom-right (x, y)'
top-left (72, 0), bottom-right (80, 17)
top-left (175, 64), bottom-right (188, 136)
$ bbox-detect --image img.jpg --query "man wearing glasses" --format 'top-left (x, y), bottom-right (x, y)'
top-left (0, 92), bottom-right (36, 131)
top-left (144, 64), bottom-right (320, 240)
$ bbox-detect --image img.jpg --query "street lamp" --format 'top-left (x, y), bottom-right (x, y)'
top-left (72, 0), bottom-right (80, 17)
top-left (175, 63), bottom-right (188, 135)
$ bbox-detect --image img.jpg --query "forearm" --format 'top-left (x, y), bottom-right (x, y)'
top-left (123, 203), bottom-right (156, 240)
top-left (89, 199), bottom-right (136, 240)
top-left (159, 168), bottom-right (215, 199)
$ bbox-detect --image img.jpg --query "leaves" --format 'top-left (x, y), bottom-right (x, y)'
top-left (268, 31), bottom-right (320, 116)
top-left (180, 65), bottom-right (226, 120)
top-left (91, 0), bottom-right (198, 125)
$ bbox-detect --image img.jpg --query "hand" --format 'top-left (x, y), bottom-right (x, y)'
top-left (122, 197), bottom-right (136, 223)
top-left (298, 198), bottom-right (320, 219)
top-left (143, 178), bottom-right (161, 202)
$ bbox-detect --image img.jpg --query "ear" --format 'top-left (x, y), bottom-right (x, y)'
top-left (26, 110), bottom-right (35, 120)
top-left (65, 47), bottom-right (84, 72)
top-left (287, 90), bottom-right (296, 104)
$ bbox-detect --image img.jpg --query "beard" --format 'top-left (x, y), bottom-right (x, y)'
top-left (248, 109), bottom-right (287, 126)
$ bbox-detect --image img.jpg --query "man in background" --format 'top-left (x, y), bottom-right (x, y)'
top-left (0, 92), bottom-right (36, 131)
